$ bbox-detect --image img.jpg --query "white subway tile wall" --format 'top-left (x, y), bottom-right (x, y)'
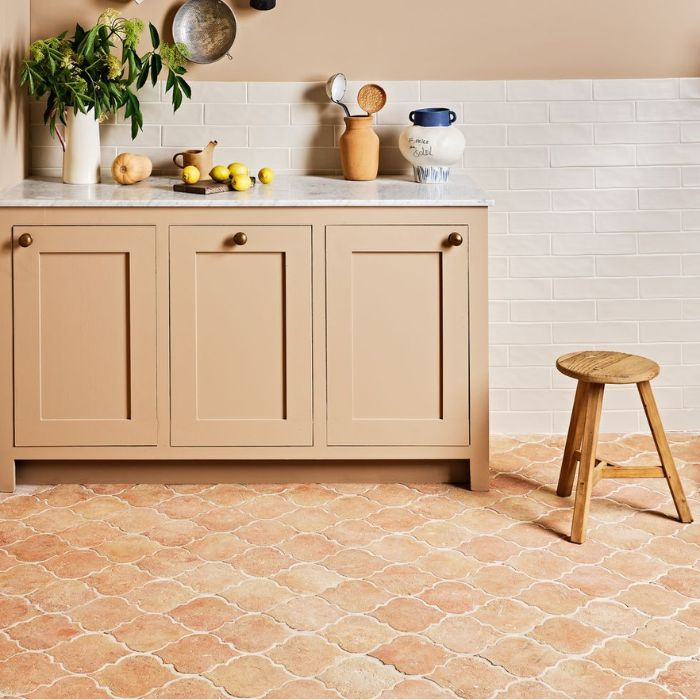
top-left (29, 79), bottom-right (700, 433)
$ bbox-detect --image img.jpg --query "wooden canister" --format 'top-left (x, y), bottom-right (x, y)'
top-left (339, 116), bottom-right (379, 181)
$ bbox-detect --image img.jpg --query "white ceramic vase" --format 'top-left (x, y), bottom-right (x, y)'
top-left (62, 108), bottom-right (101, 185)
top-left (399, 108), bottom-right (465, 184)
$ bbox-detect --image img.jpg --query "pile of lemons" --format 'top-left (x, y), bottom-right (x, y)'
top-left (182, 163), bottom-right (274, 190)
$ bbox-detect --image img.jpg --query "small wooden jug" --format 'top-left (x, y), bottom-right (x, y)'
top-left (173, 140), bottom-right (218, 180)
top-left (339, 117), bottom-right (379, 181)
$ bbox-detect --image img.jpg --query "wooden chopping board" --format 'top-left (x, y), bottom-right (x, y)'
top-left (173, 177), bottom-right (257, 195)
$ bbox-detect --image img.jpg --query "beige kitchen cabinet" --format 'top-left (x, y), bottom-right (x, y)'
top-left (326, 225), bottom-right (470, 446)
top-left (12, 225), bottom-right (157, 447)
top-left (170, 225), bottom-right (313, 446)
top-left (0, 175), bottom-right (490, 492)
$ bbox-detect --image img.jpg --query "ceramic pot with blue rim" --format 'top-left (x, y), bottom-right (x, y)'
top-left (398, 108), bottom-right (465, 183)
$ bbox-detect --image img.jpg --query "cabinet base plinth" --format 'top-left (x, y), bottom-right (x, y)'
top-left (0, 456), bottom-right (16, 492)
top-left (16, 459), bottom-right (487, 488)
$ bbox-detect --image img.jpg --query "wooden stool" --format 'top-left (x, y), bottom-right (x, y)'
top-left (556, 351), bottom-right (693, 544)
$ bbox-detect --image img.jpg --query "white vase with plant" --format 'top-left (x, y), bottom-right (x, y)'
top-left (20, 8), bottom-right (191, 184)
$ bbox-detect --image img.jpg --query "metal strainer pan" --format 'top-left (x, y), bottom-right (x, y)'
top-left (173, 0), bottom-right (237, 64)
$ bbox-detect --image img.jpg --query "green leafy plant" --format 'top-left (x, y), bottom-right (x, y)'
top-left (20, 8), bottom-right (191, 147)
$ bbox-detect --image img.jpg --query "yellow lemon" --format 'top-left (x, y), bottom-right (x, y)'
top-left (232, 175), bottom-right (253, 192)
top-left (210, 165), bottom-right (231, 183)
top-left (258, 167), bottom-right (274, 184)
top-left (181, 165), bottom-right (200, 184)
top-left (228, 162), bottom-right (249, 178)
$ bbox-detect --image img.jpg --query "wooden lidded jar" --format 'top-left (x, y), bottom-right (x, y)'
top-left (339, 116), bottom-right (379, 181)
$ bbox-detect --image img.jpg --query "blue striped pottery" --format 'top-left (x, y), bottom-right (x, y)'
top-left (399, 108), bottom-right (465, 183)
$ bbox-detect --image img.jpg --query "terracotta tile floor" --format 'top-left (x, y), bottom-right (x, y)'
top-left (0, 434), bottom-right (699, 699)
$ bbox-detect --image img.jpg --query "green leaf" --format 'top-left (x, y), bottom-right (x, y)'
top-left (177, 76), bottom-right (191, 99)
top-left (165, 69), bottom-right (175, 93)
top-left (136, 61), bottom-right (150, 90)
top-left (172, 81), bottom-right (182, 111)
top-left (149, 22), bottom-right (160, 49)
top-left (150, 53), bottom-right (162, 85)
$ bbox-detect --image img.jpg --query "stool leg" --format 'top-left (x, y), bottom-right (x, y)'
top-left (637, 381), bottom-right (693, 524)
top-left (571, 383), bottom-right (604, 544)
top-left (558, 380), bottom-right (590, 497)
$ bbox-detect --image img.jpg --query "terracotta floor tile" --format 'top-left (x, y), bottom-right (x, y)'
top-left (27, 675), bottom-right (111, 698)
top-left (0, 651), bottom-right (65, 696)
top-left (368, 564), bottom-right (439, 595)
top-left (587, 638), bottom-right (670, 678)
top-left (530, 616), bottom-right (605, 654)
top-left (657, 660), bottom-right (700, 698)
top-left (574, 600), bottom-right (649, 636)
top-left (372, 635), bottom-right (450, 675)
top-left (419, 580), bottom-right (490, 614)
top-left (51, 633), bottom-right (128, 673)
top-left (616, 583), bottom-right (690, 617)
top-left (542, 659), bottom-right (626, 698)
top-left (217, 613), bottom-right (289, 652)
top-left (634, 618), bottom-right (700, 657)
top-left (170, 596), bottom-right (239, 632)
top-left (372, 598), bottom-right (444, 633)
top-left (266, 679), bottom-right (342, 699)
top-left (145, 678), bottom-right (227, 699)
top-left (425, 615), bottom-right (499, 654)
top-left (473, 598), bottom-right (544, 634)
top-left (380, 679), bottom-right (456, 699)
top-left (273, 563), bottom-right (344, 594)
top-left (322, 580), bottom-right (392, 613)
top-left (268, 635), bottom-right (344, 676)
top-left (484, 636), bottom-right (562, 677)
top-left (85, 563), bottom-right (152, 595)
top-left (96, 655), bottom-right (179, 698)
top-left (156, 633), bottom-right (234, 673)
top-left (26, 578), bottom-right (96, 613)
top-left (496, 680), bottom-right (568, 699)
top-left (268, 595), bottom-right (343, 631)
top-left (320, 656), bottom-right (403, 699)
top-left (125, 579), bottom-right (195, 613)
top-left (206, 655), bottom-right (293, 697)
top-left (69, 597), bottom-right (140, 631)
top-left (429, 656), bottom-right (514, 699)
top-left (562, 564), bottom-right (632, 597)
top-left (7, 613), bottom-right (80, 650)
top-left (518, 581), bottom-right (589, 615)
top-left (323, 615), bottom-right (396, 653)
top-left (222, 579), bottom-right (293, 612)
top-left (0, 435), bottom-right (698, 698)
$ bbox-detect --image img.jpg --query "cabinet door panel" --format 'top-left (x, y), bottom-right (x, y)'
top-left (13, 226), bottom-right (157, 446)
top-left (170, 226), bottom-right (312, 446)
top-left (326, 225), bottom-right (469, 446)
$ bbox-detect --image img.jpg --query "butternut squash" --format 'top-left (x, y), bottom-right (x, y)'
top-left (111, 153), bottom-right (152, 185)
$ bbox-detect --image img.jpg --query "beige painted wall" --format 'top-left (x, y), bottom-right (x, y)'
top-left (31, 0), bottom-right (700, 82)
top-left (1, 0), bottom-right (30, 191)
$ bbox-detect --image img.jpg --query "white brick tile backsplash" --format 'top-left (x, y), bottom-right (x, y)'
top-left (637, 100), bottom-right (700, 122)
top-left (463, 102), bottom-right (547, 124)
top-left (26, 77), bottom-right (700, 433)
top-left (421, 81), bottom-right (505, 101)
top-left (594, 122), bottom-right (680, 144)
top-left (549, 101), bottom-right (635, 123)
top-left (595, 166), bottom-right (681, 189)
top-left (593, 79), bottom-right (679, 101)
top-left (551, 145), bottom-right (635, 167)
top-left (506, 80), bottom-right (592, 101)
top-left (553, 189), bottom-right (638, 211)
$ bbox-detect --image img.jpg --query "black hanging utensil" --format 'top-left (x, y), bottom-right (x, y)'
top-left (251, 0), bottom-right (276, 9)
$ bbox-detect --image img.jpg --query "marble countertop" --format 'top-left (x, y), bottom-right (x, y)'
top-left (0, 175), bottom-right (492, 208)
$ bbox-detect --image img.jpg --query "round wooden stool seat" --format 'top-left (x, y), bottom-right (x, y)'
top-left (556, 351), bottom-right (659, 385)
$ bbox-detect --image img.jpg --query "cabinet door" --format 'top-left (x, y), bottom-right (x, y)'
top-left (170, 226), bottom-right (312, 446)
top-left (13, 226), bottom-right (157, 446)
top-left (326, 225), bottom-right (469, 446)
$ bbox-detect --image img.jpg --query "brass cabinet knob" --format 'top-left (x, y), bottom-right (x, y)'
top-left (233, 232), bottom-right (248, 246)
top-left (448, 232), bottom-right (463, 247)
top-left (18, 233), bottom-right (33, 248)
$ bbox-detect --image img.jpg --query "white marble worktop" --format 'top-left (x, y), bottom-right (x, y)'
top-left (0, 175), bottom-right (492, 208)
